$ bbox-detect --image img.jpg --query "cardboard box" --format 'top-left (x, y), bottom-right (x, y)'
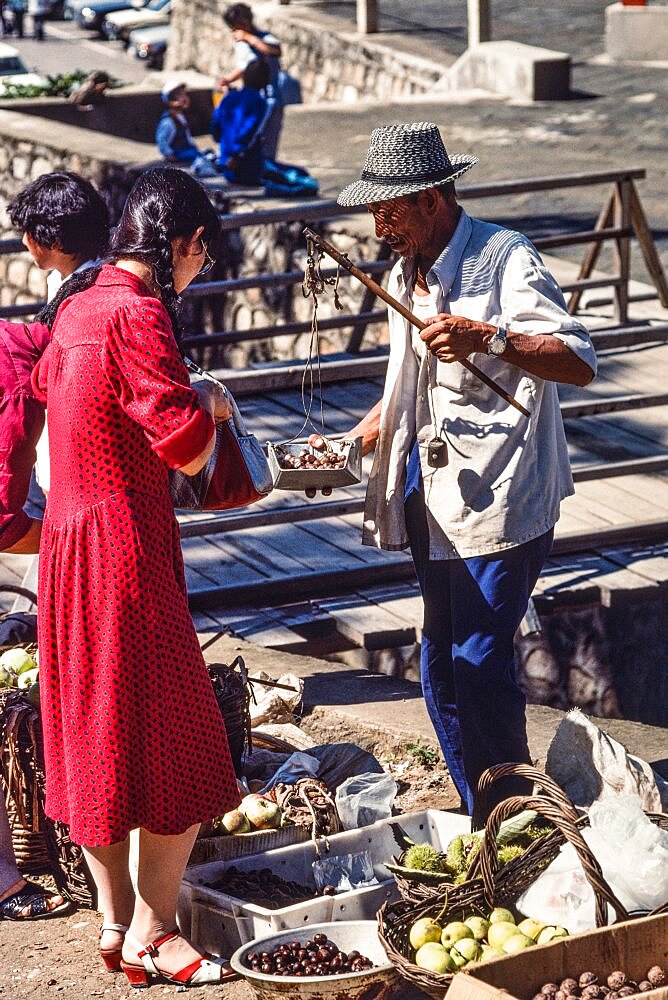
top-left (447, 913), bottom-right (668, 1000)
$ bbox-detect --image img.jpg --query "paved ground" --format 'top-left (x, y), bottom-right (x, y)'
top-left (4, 17), bottom-right (159, 84)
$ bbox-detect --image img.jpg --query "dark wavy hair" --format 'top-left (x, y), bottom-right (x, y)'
top-left (38, 166), bottom-right (220, 340)
top-left (8, 171), bottom-right (110, 261)
top-left (223, 3), bottom-right (252, 27)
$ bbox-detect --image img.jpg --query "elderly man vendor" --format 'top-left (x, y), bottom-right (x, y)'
top-left (338, 122), bottom-right (596, 815)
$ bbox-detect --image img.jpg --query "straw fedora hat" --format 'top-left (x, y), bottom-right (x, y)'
top-left (337, 122), bottom-right (478, 207)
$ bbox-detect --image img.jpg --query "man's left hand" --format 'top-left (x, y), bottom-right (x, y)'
top-left (420, 313), bottom-right (491, 363)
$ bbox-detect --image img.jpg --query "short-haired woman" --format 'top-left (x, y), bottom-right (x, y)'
top-left (32, 167), bottom-right (239, 987)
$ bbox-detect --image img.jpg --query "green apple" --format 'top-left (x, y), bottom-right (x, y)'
top-left (17, 666), bottom-right (39, 690)
top-left (409, 917), bottom-right (443, 952)
top-left (0, 648), bottom-right (36, 675)
top-left (502, 932), bottom-right (534, 954)
top-left (441, 921), bottom-right (474, 948)
top-left (464, 915), bottom-right (490, 941)
top-left (536, 925), bottom-right (569, 945)
top-left (517, 917), bottom-right (546, 941)
top-left (480, 945), bottom-right (506, 963)
top-left (487, 921), bottom-right (522, 949)
top-left (415, 942), bottom-right (455, 973)
top-left (449, 949), bottom-right (468, 969)
top-left (452, 937), bottom-right (482, 962)
top-left (488, 907), bottom-right (516, 924)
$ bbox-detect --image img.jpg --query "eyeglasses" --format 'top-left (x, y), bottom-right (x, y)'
top-left (197, 241), bottom-right (215, 277)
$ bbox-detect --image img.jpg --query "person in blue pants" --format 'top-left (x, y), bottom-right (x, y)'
top-left (322, 122), bottom-right (597, 817)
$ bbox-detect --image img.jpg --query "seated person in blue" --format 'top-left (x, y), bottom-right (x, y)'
top-left (211, 59), bottom-right (269, 185)
top-left (156, 81), bottom-right (200, 163)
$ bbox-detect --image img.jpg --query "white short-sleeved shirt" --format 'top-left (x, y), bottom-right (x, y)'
top-left (234, 30), bottom-right (281, 97)
top-left (363, 209), bottom-right (597, 560)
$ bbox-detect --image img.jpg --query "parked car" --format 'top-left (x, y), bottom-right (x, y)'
top-left (0, 43), bottom-right (48, 95)
top-left (129, 22), bottom-right (168, 69)
top-left (102, 0), bottom-right (171, 43)
top-left (67, 0), bottom-right (146, 33)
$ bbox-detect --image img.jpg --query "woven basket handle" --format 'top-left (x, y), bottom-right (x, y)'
top-left (472, 763), bottom-right (579, 829)
top-left (470, 794), bottom-right (629, 927)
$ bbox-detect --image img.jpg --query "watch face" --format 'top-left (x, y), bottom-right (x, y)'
top-left (489, 331), bottom-right (506, 355)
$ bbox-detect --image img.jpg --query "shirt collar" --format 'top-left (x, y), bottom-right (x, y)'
top-left (95, 264), bottom-right (155, 296)
top-left (396, 208), bottom-right (472, 301)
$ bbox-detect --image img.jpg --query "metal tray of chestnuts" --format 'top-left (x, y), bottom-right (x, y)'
top-left (267, 437), bottom-right (362, 491)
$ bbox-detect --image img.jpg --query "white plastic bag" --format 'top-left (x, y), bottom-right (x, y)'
top-left (516, 841), bottom-right (605, 934)
top-left (517, 794), bottom-right (668, 932)
top-left (334, 771), bottom-right (397, 831)
top-left (584, 796), bottom-right (668, 913)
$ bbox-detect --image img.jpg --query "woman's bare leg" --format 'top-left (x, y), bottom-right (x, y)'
top-left (122, 824), bottom-right (205, 973)
top-left (82, 837), bottom-right (133, 953)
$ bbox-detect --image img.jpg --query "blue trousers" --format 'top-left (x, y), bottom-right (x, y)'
top-left (404, 477), bottom-right (553, 816)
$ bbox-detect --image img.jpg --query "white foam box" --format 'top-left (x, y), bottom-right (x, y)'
top-left (178, 808), bottom-right (470, 956)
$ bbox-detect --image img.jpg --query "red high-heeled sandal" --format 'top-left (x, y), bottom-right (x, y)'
top-left (121, 930), bottom-right (235, 988)
top-left (99, 922), bottom-right (129, 972)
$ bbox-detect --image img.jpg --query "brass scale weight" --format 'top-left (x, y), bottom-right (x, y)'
top-left (301, 227), bottom-right (530, 472)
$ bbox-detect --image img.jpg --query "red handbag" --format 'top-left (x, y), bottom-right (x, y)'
top-left (168, 390), bottom-right (273, 512)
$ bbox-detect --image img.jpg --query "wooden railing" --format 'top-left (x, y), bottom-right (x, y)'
top-left (1, 168), bottom-right (666, 333)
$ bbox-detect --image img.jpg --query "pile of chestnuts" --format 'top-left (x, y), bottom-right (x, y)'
top-left (244, 932), bottom-right (375, 978)
top-left (278, 448), bottom-right (346, 471)
top-left (530, 966), bottom-right (666, 1000)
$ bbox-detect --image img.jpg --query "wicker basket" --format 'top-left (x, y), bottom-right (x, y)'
top-left (377, 793), bottom-right (630, 1000)
top-left (392, 763), bottom-right (579, 905)
top-left (0, 687), bottom-right (97, 905)
top-left (0, 687), bottom-right (51, 874)
top-left (207, 656), bottom-right (252, 776)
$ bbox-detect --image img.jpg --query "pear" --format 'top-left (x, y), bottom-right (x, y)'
top-left (409, 917), bottom-right (443, 951)
top-left (464, 915), bottom-right (490, 941)
top-left (517, 917), bottom-right (546, 941)
top-left (487, 921), bottom-right (522, 949)
top-left (502, 932), bottom-right (534, 954)
top-left (452, 937), bottom-right (482, 962)
top-left (488, 907), bottom-right (516, 924)
top-left (441, 921), bottom-right (474, 948)
top-left (415, 942), bottom-right (455, 973)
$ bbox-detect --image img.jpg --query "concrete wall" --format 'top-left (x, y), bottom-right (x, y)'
top-left (166, 0), bottom-right (443, 102)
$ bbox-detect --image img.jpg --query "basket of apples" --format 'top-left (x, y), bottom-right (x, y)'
top-left (377, 793), bottom-right (630, 999)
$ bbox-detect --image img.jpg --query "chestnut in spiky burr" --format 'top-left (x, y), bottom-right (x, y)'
top-left (647, 968), bottom-right (665, 988)
top-left (581, 986), bottom-right (603, 1000)
top-left (542, 985), bottom-right (559, 998)
top-left (608, 973), bottom-right (627, 991)
top-left (561, 980), bottom-right (580, 996)
top-left (580, 974), bottom-right (599, 989)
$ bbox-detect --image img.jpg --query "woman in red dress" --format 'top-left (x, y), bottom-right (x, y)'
top-left (32, 167), bottom-right (239, 987)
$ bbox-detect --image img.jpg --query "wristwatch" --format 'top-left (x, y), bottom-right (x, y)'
top-left (487, 327), bottom-right (507, 357)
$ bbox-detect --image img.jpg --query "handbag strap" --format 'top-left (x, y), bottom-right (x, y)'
top-left (184, 356), bottom-right (247, 439)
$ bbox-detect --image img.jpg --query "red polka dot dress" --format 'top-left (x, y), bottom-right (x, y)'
top-left (31, 265), bottom-right (238, 848)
